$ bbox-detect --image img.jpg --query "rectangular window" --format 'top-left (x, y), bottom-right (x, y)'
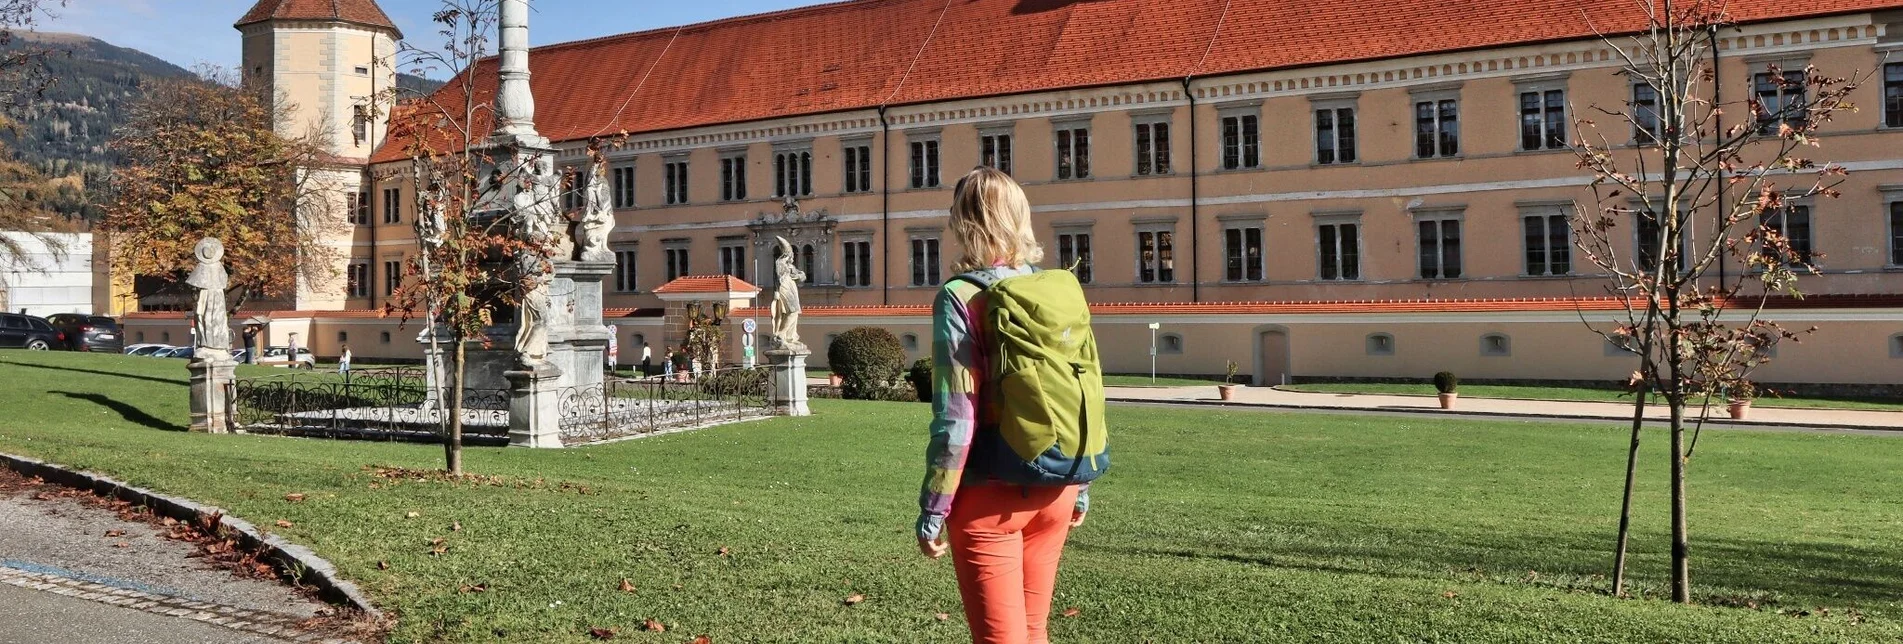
top-left (842, 239), bottom-right (872, 287)
top-left (346, 191), bottom-right (369, 225)
top-left (1224, 226), bottom-right (1265, 282)
top-left (383, 260), bottom-right (401, 295)
top-left (980, 133), bottom-right (1012, 175)
top-left (1055, 126), bottom-right (1090, 180)
top-left (843, 144), bottom-right (872, 193)
top-left (1520, 89), bottom-right (1567, 150)
top-left (1886, 63), bottom-right (1903, 129)
top-left (1415, 99), bottom-right (1459, 158)
top-left (561, 166), bottom-right (587, 212)
top-left (1056, 232), bottom-right (1092, 284)
top-left (663, 161), bottom-right (688, 205)
top-left (910, 237), bottom-right (940, 286)
top-left (352, 106), bottom-right (369, 144)
top-left (1133, 121), bottom-right (1170, 175)
top-left (1220, 114), bottom-right (1260, 170)
top-left (1315, 108), bottom-right (1356, 164)
top-left (1754, 69), bottom-right (1807, 134)
top-left (721, 156), bottom-right (748, 201)
top-left (382, 187), bottom-right (400, 224)
top-left (1759, 204), bottom-right (1813, 266)
top-left (1318, 222), bottom-right (1360, 280)
top-left (1633, 83), bottom-right (1662, 143)
top-left (612, 165), bottom-right (636, 208)
top-left (773, 150), bottom-right (812, 197)
top-left (1417, 217), bottom-right (1463, 279)
top-left (1136, 229), bottom-right (1175, 284)
top-left (613, 249), bottom-right (637, 292)
top-left (664, 247), bottom-right (689, 281)
top-left (347, 262), bottom-right (370, 298)
top-left (1636, 210), bottom-right (1686, 273)
top-left (1523, 213), bottom-right (1572, 276)
top-left (719, 242), bottom-right (747, 280)
top-left (1891, 201), bottom-right (1903, 266)
top-left (909, 139), bottom-right (940, 189)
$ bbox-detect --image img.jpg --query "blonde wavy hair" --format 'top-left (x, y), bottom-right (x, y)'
top-left (949, 166), bottom-right (1044, 272)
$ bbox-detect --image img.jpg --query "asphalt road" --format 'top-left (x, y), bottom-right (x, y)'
top-left (0, 582), bottom-right (276, 644)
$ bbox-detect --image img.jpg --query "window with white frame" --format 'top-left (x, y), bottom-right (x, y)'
top-left (908, 133), bottom-right (940, 189)
top-left (663, 241), bottom-right (690, 281)
top-left (383, 260), bottom-right (402, 295)
top-left (774, 147), bottom-right (811, 197)
top-left (347, 262), bottom-right (370, 298)
top-left (612, 164), bottom-right (636, 208)
top-left (663, 159), bottom-right (689, 205)
top-left (1415, 211), bottom-right (1463, 279)
top-left (1311, 97), bottom-right (1357, 164)
top-left (841, 237), bottom-right (873, 287)
top-left (1889, 199), bottom-right (1903, 266)
top-left (1758, 202), bottom-right (1813, 267)
top-left (1412, 88), bottom-right (1460, 158)
top-left (347, 191), bottom-right (370, 225)
top-left (352, 105), bottom-right (369, 144)
top-left (1633, 82), bottom-right (1663, 144)
top-left (718, 238), bottom-right (747, 280)
top-left (1522, 208), bottom-right (1571, 276)
top-left (1886, 63), bottom-right (1903, 128)
top-left (1219, 106), bottom-right (1260, 170)
top-left (1132, 116), bottom-right (1170, 175)
top-left (1635, 207), bottom-right (1689, 273)
top-left (613, 248), bottom-right (637, 292)
top-left (1315, 215), bottom-right (1361, 281)
top-left (1517, 81), bottom-right (1568, 150)
top-left (843, 141), bottom-right (872, 193)
top-left (797, 243), bottom-right (818, 285)
top-left (1754, 65), bottom-right (1808, 134)
top-left (980, 130), bottom-right (1012, 175)
top-left (909, 234), bottom-right (941, 286)
top-left (382, 187), bottom-right (401, 224)
top-left (1054, 122), bottom-right (1090, 180)
top-left (1055, 229), bottom-right (1093, 284)
top-left (720, 153), bottom-right (748, 202)
top-left (1222, 222), bottom-right (1264, 282)
top-left (1135, 222), bottom-right (1175, 284)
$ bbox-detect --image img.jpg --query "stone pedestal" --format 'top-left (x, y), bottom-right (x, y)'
top-left (548, 259), bottom-right (613, 392)
top-left (766, 347), bottom-right (811, 417)
top-left (505, 362), bottom-right (563, 448)
top-left (188, 358), bottom-right (236, 433)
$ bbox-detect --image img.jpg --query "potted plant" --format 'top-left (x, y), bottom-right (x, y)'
top-left (1434, 371), bottom-right (1459, 409)
top-left (1727, 382), bottom-right (1754, 420)
top-left (1217, 360), bottom-right (1240, 401)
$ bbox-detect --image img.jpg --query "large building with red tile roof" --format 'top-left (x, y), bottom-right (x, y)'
top-left (117, 0), bottom-right (1903, 390)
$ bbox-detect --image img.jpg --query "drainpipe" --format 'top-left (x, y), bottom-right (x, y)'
top-left (878, 106), bottom-right (892, 305)
top-left (1181, 76), bottom-right (1201, 302)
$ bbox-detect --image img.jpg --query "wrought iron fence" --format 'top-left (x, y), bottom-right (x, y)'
top-left (230, 367), bottom-right (509, 444)
top-left (556, 367), bottom-right (773, 445)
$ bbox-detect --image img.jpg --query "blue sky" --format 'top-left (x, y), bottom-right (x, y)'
top-left (43, 0), bottom-right (821, 75)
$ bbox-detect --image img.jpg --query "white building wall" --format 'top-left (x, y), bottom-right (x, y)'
top-left (1, 232), bottom-right (94, 315)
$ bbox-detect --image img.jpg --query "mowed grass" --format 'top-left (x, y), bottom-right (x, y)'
top-left (1282, 381), bottom-right (1903, 411)
top-left (2, 351), bottom-right (1902, 642)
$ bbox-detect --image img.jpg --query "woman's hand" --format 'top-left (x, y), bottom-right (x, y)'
top-left (918, 535), bottom-right (948, 559)
top-left (1069, 510), bottom-right (1087, 528)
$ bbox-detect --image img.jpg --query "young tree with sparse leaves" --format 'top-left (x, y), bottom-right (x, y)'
top-left (1571, 0), bottom-right (1862, 602)
top-left (0, 0), bottom-right (76, 266)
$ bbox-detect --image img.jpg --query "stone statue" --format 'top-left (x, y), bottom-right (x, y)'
top-left (575, 159), bottom-right (614, 262)
top-left (512, 153), bottom-right (560, 367)
top-left (185, 238), bottom-right (230, 361)
top-left (771, 235), bottom-right (805, 351)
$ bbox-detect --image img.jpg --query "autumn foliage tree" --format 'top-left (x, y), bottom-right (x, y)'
top-left (1571, 0), bottom-right (1861, 602)
top-left (102, 71), bottom-right (339, 312)
top-left (0, 0), bottom-right (74, 265)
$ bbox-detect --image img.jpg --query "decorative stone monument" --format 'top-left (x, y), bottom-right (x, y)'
top-left (765, 236), bottom-right (811, 416)
top-left (184, 238), bottom-right (236, 433)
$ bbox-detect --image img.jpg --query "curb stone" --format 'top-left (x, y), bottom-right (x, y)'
top-left (1107, 397), bottom-right (1901, 432)
top-left (0, 451), bottom-right (385, 622)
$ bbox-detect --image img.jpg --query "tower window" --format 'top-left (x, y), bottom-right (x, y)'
top-left (354, 65), bottom-right (370, 75)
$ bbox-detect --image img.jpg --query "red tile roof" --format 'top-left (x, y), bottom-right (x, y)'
top-left (651, 274), bottom-right (762, 295)
top-left (373, 0), bottom-right (1892, 163)
top-left (235, 0), bottom-right (400, 35)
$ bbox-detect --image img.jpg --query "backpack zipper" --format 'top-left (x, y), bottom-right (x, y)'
top-left (1067, 362), bottom-right (1087, 478)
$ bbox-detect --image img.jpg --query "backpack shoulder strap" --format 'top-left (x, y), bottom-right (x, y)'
top-left (952, 269), bottom-right (1002, 290)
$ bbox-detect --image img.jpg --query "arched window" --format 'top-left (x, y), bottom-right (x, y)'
top-left (338, 331), bottom-right (349, 343)
top-left (1891, 333), bottom-right (1903, 359)
top-left (136, 331), bottom-right (146, 343)
top-left (1159, 333), bottom-right (1184, 354)
top-left (1480, 333), bottom-right (1511, 357)
top-left (1365, 333), bottom-right (1395, 356)
top-left (901, 333), bottom-right (919, 351)
top-left (379, 331), bottom-right (392, 344)
top-left (801, 244), bottom-right (816, 284)
top-left (162, 331), bottom-right (170, 343)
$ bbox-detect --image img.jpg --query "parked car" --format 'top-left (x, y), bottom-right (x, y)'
top-left (45, 313), bottom-right (124, 353)
top-left (0, 312), bottom-right (63, 350)
top-left (256, 346), bottom-right (316, 369)
top-left (154, 346), bottom-right (195, 359)
top-left (124, 343), bottom-right (167, 355)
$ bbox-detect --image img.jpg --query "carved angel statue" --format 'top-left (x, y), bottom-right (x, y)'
top-left (414, 163), bottom-right (449, 251)
top-left (514, 259), bottom-right (551, 366)
top-left (771, 235), bottom-right (806, 351)
top-left (575, 159), bottom-right (614, 262)
top-left (185, 238), bottom-right (231, 360)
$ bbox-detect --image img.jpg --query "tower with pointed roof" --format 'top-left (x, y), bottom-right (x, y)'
top-left (235, 0), bottom-right (401, 309)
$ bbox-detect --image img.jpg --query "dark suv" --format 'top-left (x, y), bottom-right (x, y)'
top-left (0, 312), bottom-right (62, 350)
top-left (46, 314), bottom-right (124, 353)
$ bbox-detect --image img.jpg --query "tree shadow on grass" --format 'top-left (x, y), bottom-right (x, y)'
top-left (52, 391), bottom-right (186, 432)
top-left (1, 360), bottom-right (184, 386)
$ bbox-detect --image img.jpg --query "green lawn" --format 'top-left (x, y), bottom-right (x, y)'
top-left (1282, 381), bottom-right (1903, 411)
top-left (1101, 373), bottom-right (1226, 387)
top-left (3, 350), bottom-right (1902, 642)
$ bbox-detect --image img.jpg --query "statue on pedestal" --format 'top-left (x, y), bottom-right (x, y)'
top-left (575, 158), bottom-right (614, 262)
top-left (513, 154), bottom-right (562, 367)
top-left (771, 235), bottom-right (806, 352)
top-left (185, 238), bottom-right (230, 361)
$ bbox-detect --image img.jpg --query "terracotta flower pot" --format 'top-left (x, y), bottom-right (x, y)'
top-left (1438, 392), bottom-right (1458, 409)
top-left (1728, 399), bottom-right (1751, 420)
top-left (1217, 384), bottom-right (1237, 401)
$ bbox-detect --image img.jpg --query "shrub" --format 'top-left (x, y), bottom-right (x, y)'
top-left (827, 327), bottom-right (906, 400)
top-left (699, 367), bottom-right (769, 397)
top-left (908, 357), bottom-right (934, 403)
top-left (1433, 371), bottom-right (1459, 394)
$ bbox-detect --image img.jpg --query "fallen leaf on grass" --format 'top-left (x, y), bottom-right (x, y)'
top-left (451, 520), bottom-right (462, 532)
top-left (376, 561), bottom-right (390, 570)
top-left (934, 613), bottom-right (950, 621)
top-left (690, 636), bottom-right (711, 644)
top-left (104, 529), bottom-right (125, 537)
top-left (113, 541), bottom-right (129, 548)
top-left (284, 493), bottom-right (305, 503)
top-left (429, 537), bottom-right (447, 546)
top-left (715, 546), bottom-right (730, 557)
top-left (1442, 591), bottom-right (1460, 599)
top-left (405, 511), bottom-right (420, 518)
top-left (641, 618), bottom-right (666, 632)
top-left (430, 545), bottom-right (448, 556)
top-left (843, 593), bottom-right (865, 606)
top-left (588, 626), bottom-right (617, 640)
top-left (1061, 607), bottom-right (1081, 618)
top-left (459, 583), bottom-right (488, 593)
top-left (618, 578), bottom-right (636, 593)
top-left (275, 520), bottom-right (294, 528)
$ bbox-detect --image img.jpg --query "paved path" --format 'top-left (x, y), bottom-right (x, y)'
top-left (1106, 385), bottom-right (1903, 431)
top-left (0, 477), bottom-right (354, 643)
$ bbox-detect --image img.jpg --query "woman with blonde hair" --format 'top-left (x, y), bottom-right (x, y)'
top-left (916, 166), bottom-right (1094, 644)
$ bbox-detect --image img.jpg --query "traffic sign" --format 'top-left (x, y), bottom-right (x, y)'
top-left (742, 318), bottom-right (758, 334)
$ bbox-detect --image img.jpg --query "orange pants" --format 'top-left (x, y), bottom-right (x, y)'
top-left (946, 483), bottom-right (1080, 644)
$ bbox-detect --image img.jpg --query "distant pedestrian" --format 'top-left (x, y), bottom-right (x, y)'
top-left (663, 348), bottom-right (675, 379)
top-left (606, 331), bottom-right (619, 373)
top-left (338, 344), bottom-right (352, 377)
top-left (640, 342), bottom-right (652, 377)
top-left (287, 333), bottom-right (301, 369)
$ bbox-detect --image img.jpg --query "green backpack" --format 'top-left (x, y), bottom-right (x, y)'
top-left (957, 267), bottom-right (1110, 485)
